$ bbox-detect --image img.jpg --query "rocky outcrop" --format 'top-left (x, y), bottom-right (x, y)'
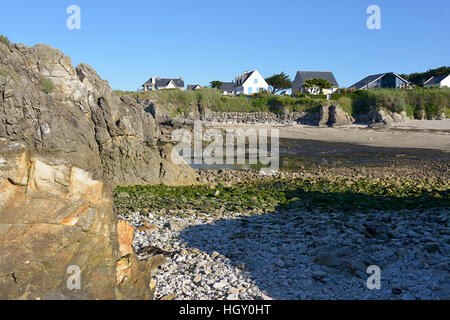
top-left (0, 140), bottom-right (165, 299)
top-left (328, 105), bottom-right (354, 127)
top-left (0, 42), bottom-right (195, 186)
top-left (355, 109), bottom-right (410, 125)
top-left (317, 105), bottom-right (354, 127)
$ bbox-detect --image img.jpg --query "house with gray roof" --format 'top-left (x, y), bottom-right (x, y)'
top-left (423, 74), bottom-right (450, 88)
top-left (216, 70), bottom-right (268, 96)
top-left (187, 84), bottom-right (202, 91)
top-left (219, 82), bottom-right (236, 95)
top-left (348, 72), bottom-right (410, 90)
top-left (142, 77), bottom-right (184, 91)
top-left (292, 71), bottom-right (339, 95)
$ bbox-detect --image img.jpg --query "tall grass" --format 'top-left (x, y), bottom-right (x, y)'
top-left (0, 34), bottom-right (10, 46)
top-left (115, 88), bottom-right (328, 114)
top-left (115, 87), bottom-right (450, 119)
top-left (332, 88), bottom-right (450, 118)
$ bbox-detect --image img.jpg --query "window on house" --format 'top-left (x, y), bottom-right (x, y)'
top-left (254, 78), bottom-right (258, 84)
top-left (248, 87), bottom-right (253, 94)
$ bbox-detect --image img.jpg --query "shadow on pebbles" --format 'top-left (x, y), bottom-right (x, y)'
top-left (123, 206), bottom-right (449, 300)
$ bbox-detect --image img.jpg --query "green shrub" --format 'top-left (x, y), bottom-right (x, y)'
top-left (0, 34), bottom-right (10, 46)
top-left (40, 76), bottom-right (55, 94)
top-left (331, 88), bottom-right (449, 118)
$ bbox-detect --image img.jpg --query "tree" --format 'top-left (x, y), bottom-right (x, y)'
top-left (265, 72), bottom-right (293, 94)
top-left (210, 81), bottom-right (224, 89)
top-left (401, 66), bottom-right (450, 86)
top-left (302, 78), bottom-right (333, 95)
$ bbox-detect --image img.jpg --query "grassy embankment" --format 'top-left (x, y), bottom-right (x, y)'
top-left (333, 88), bottom-right (450, 119)
top-left (116, 87), bottom-right (450, 120)
top-left (115, 88), bottom-right (326, 115)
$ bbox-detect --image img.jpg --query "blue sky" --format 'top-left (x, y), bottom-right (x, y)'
top-left (1, 0), bottom-right (449, 90)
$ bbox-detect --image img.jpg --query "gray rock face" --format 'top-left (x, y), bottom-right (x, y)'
top-left (318, 104), bottom-right (354, 127)
top-left (0, 42), bottom-right (195, 186)
top-left (328, 105), bottom-right (354, 127)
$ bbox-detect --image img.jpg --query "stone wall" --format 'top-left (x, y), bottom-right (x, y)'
top-left (203, 111), bottom-right (316, 125)
top-left (201, 105), bottom-right (354, 127)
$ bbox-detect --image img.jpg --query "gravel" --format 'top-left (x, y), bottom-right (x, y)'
top-left (123, 204), bottom-right (449, 300)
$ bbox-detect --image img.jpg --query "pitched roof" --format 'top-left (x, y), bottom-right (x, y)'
top-left (187, 84), bottom-right (201, 90)
top-left (348, 72), bottom-right (409, 89)
top-left (348, 73), bottom-right (386, 90)
top-left (219, 82), bottom-right (235, 91)
top-left (293, 71), bottom-right (339, 89)
top-left (424, 75), bottom-right (449, 85)
top-left (142, 77), bottom-right (184, 88)
top-left (241, 71), bottom-right (254, 84)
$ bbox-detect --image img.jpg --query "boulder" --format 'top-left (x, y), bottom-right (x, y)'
top-left (0, 140), bottom-right (158, 299)
top-left (328, 105), bottom-right (354, 127)
top-left (317, 105), bottom-right (354, 127)
top-left (318, 106), bottom-right (330, 127)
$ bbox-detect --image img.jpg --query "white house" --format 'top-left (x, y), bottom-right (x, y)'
top-left (423, 75), bottom-right (450, 88)
top-left (232, 70), bottom-right (269, 95)
top-left (142, 77), bottom-right (184, 91)
top-left (215, 70), bottom-right (269, 95)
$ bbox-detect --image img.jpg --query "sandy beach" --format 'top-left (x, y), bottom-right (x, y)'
top-left (216, 119), bottom-right (450, 153)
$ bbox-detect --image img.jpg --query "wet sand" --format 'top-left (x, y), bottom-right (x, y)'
top-left (216, 119), bottom-right (450, 153)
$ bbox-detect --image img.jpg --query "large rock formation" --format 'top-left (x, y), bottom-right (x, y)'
top-left (0, 139), bottom-right (165, 299)
top-left (0, 41), bottom-right (190, 299)
top-left (318, 104), bottom-right (354, 127)
top-left (0, 42), bottom-right (195, 186)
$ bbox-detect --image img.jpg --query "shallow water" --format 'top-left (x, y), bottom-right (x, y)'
top-left (190, 138), bottom-right (450, 170)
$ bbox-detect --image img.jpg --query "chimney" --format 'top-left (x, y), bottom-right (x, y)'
top-left (179, 77), bottom-right (183, 80)
top-left (151, 76), bottom-right (155, 85)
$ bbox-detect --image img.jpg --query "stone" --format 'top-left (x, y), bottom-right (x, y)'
top-left (169, 221), bottom-right (188, 231)
top-left (311, 271), bottom-right (327, 281)
top-left (313, 246), bottom-right (353, 269)
top-left (213, 280), bottom-right (228, 290)
top-left (117, 221), bottom-right (134, 257)
top-left (160, 293), bottom-right (177, 300)
top-left (328, 105), bottom-right (354, 126)
top-left (0, 141), bottom-right (153, 299)
top-left (137, 223), bottom-right (159, 232)
top-left (318, 106), bottom-right (330, 126)
top-left (423, 243), bottom-right (440, 253)
top-left (193, 274), bottom-right (202, 284)
top-left (226, 293), bottom-right (239, 300)
top-left (274, 259), bottom-right (286, 268)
